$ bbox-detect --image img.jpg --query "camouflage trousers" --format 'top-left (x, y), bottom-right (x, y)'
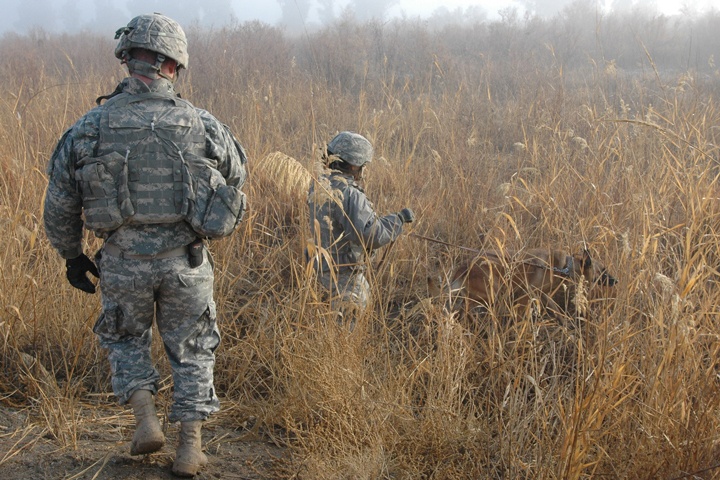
top-left (93, 244), bottom-right (220, 422)
top-left (319, 270), bottom-right (370, 330)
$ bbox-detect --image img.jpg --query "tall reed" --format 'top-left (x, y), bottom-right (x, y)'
top-left (2, 12), bottom-right (720, 478)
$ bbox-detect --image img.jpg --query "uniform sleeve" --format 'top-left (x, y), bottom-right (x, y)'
top-left (198, 109), bottom-right (247, 190)
top-left (342, 186), bottom-right (403, 251)
top-left (43, 127), bottom-right (85, 259)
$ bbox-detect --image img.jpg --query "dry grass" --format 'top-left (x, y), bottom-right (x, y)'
top-left (2, 13), bottom-right (720, 479)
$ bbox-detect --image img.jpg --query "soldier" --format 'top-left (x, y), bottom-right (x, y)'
top-left (307, 131), bottom-right (414, 329)
top-left (43, 13), bottom-right (248, 477)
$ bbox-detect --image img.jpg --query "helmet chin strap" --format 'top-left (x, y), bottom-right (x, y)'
top-left (124, 52), bottom-right (176, 83)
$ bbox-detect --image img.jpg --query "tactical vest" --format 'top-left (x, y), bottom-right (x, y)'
top-left (307, 172), bottom-right (366, 273)
top-left (75, 90), bottom-right (245, 238)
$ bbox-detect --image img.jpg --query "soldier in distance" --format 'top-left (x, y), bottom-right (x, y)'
top-left (307, 131), bottom-right (415, 330)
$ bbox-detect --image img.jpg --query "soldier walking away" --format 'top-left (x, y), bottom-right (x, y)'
top-left (306, 131), bottom-right (414, 330)
top-left (43, 13), bottom-right (248, 477)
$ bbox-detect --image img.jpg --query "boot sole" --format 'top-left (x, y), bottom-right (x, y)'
top-left (172, 453), bottom-right (208, 477)
top-left (130, 437), bottom-right (165, 456)
top-left (172, 461), bottom-right (200, 477)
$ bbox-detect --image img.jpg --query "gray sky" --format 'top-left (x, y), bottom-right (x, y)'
top-left (0, 0), bottom-right (707, 36)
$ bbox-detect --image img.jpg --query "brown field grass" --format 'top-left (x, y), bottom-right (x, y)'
top-left (2, 11), bottom-right (720, 479)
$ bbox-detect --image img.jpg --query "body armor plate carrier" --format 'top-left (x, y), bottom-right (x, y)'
top-left (75, 91), bottom-right (245, 238)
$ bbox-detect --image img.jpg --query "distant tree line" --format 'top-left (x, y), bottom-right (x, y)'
top-left (2, 0), bottom-right (718, 100)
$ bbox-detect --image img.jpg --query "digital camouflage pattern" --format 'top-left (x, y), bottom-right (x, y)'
top-left (73, 77), bottom-right (246, 239)
top-left (78, 82), bottom-right (205, 232)
top-left (307, 169), bottom-right (404, 315)
top-left (44, 76), bottom-right (247, 258)
top-left (94, 248), bottom-right (219, 422)
top-left (326, 131), bottom-right (373, 167)
top-left (44, 75), bottom-right (247, 422)
top-left (319, 269), bottom-right (370, 316)
top-left (115, 13), bottom-right (189, 69)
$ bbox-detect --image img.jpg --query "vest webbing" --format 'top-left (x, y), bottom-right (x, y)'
top-left (84, 90), bottom-right (207, 228)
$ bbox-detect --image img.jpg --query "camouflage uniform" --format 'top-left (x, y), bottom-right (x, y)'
top-left (44, 76), bottom-right (247, 422)
top-left (307, 169), bottom-right (404, 315)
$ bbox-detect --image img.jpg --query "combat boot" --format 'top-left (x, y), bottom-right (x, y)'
top-left (128, 389), bottom-right (165, 455)
top-left (172, 420), bottom-right (208, 477)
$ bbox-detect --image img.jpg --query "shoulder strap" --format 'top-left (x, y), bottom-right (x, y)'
top-left (95, 83), bottom-right (124, 105)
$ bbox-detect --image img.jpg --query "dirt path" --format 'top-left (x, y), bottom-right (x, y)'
top-left (0, 405), bottom-right (286, 479)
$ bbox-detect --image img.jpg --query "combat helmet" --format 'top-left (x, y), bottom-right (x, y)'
top-left (114, 13), bottom-right (189, 71)
top-left (327, 132), bottom-right (373, 167)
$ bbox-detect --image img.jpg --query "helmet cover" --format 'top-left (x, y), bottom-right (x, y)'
top-left (114, 13), bottom-right (189, 69)
top-left (327, 131), bottom-right (373, 167)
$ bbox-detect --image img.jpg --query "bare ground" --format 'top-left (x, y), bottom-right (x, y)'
top-left (0, 403), bottom-right (287, 479)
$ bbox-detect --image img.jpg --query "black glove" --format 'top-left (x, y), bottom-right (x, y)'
top-left (398, 208), bottom-right (415, 224)
top-left (66, 254), bottom-right (99, 294)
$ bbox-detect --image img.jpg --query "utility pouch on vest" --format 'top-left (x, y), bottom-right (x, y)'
top-left (75, 151), bottom-right (133, 233)
top-left (188, 165), bottom-right (246, 238)
top-left (188, 238), bottom-right (204, 268)
top-left (93, 91), bottom-right (205, 230)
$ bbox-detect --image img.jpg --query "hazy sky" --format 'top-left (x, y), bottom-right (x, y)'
top-left (397, 0), bottom-right (704, 18)
top-left (0, 0), bottom-right (711, 36)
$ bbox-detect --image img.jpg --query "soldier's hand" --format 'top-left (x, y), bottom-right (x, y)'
top-left (66, 254), bottom-right (99, 294)
top-left (398, 208), bottom-right (415, 224)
